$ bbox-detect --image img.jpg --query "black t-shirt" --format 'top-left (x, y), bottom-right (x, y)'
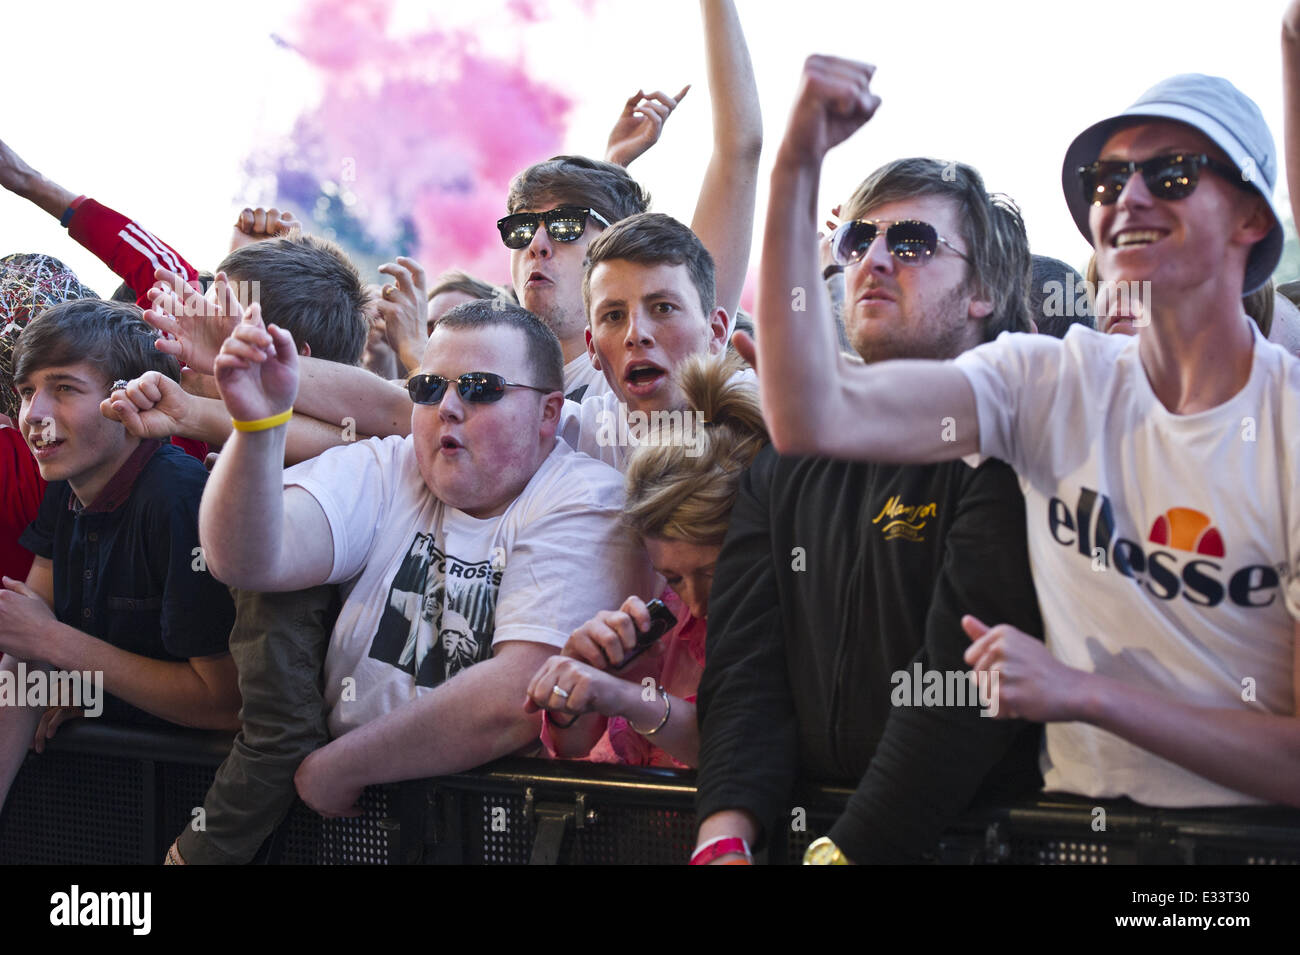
top-left (19, 441), bottom-right (234, 725)
top-left (696, 446), bottom-right (1045, 862)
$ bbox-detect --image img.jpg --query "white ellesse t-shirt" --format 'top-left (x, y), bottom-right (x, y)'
top-left (286, 435), bottom-right (656, 737)
top-left (955, 323), bottom-right (1300, 807)
top-left (559, 366), bottom-right (757, 473)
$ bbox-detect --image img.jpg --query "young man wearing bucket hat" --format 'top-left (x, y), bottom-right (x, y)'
top-left (742, 56), bottom-right (1300, 827)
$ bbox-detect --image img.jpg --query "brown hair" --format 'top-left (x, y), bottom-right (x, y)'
top-left (14, 299), bottom-right (180, 387)
top-left (427, 269), bottom-right (505, 303)
top-left (217, 234), bottom-right (370, 366)
top-left (507, 155), bottom-right (650, 224)
top-left (582, 212), bottom-right (715, 319)
top-left (841, 158), bottom-right (1032, 341)
top-left (623, 353), bottom-right (766, 546)
top-left (433, 299), bottom-right (564, 395)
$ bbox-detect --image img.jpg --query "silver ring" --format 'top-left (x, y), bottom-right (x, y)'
top-left (111, 379), bottom-right (130, 393)
top-left (551, 684), bottom-right (570, 701)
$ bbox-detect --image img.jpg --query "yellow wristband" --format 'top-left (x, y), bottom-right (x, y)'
top-left (230, 408), bottom-right (293, 432)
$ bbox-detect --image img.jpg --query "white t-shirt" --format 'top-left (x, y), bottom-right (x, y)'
top-left (286, 435), bottom-right (656, 737)
top-left (558, 366), bottom-right (757, 472)
top-left (955, 323), bottom-right (1300, 806)
top-left (563, 352), bottom-right (609, 401)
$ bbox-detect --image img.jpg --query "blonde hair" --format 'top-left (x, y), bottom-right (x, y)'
top-left (623, 353), bottom-right (767, 546)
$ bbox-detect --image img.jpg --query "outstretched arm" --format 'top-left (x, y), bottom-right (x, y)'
top-left (690, 0), bottom-right (762, 322)
top-left (143, 266), bottom-right (413, 438)
top-left (0, 138), bottom-right (76, 218)
top-left (0, 139), bottom-right (199, 307)
top-left (102, 370), bottom-right (373, 465)
top-left (295, 641), bottom-right (555, 817)
top-left (199, 305), bottom-right (334, 590)
top-left (1284, 2), bottom-right (1300, 229)
top-left (753, 56), bottom-right (978, 462)
top-left (964, 616), bottom-right (1300, 807)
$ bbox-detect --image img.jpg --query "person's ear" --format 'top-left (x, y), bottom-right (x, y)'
top-left (1233, 194), bottom-right (1274, 247)
top-left (298, 341), bottom-right (312, 358)
top-left (586, 326), bottom-right (600, 370)
top-left (707, 307), bottom-right (729, 355)
top-left (967, 294), bottom-right (994, 321)
top-left (538, 391), bottom-right (564, 436)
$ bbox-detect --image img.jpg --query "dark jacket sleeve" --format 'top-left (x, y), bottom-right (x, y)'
top-left (695, 447), bottom-right (800, 845)
top-left (828, 459), bottom-right (1045, 862)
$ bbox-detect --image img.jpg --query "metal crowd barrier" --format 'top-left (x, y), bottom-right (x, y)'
top-left (1, 721), bottom-right (1298, 865)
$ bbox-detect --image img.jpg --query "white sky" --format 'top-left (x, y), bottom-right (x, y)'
top-left (0, 0), bottom-right (1290, 296)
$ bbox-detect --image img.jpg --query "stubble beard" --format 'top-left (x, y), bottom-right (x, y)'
top-left (850, 284), bottom-right (980, 364)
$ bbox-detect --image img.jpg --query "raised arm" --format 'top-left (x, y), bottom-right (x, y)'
top-left (1284, 2), bottom-right (1300, 228)
top-left (689, 0), bottom-right (762, 322)
top-left (200, 304), bottom-right (334, 590)
top-left (143, 266), bottom-right (413, 439)
top-left (102, 370), bottom-right (373, 466)
top-left (752, 56), bottom-right (978, 462)
top-left (0, 138), bottom-right (199, 307)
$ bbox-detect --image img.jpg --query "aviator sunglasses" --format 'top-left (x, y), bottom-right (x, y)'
top-left (407, 372), bottom-right (552, 405)
top-left (831, 219), bottom-right (973, 267)
top-left (1078, 153), bottom-right (1250, 206)
top-left (496, 205), bottom-right (612, 250)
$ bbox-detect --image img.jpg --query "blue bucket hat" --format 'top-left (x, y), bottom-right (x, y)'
top-left (1061, 74), bottom-right (1282, 295)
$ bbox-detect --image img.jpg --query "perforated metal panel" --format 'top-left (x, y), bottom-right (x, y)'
top-left (4, 735), bottom-right (1300, 865)
top-left (317, 787), bottom-right (392, 864)
top-left (0, 749), bottom-right (146, 864)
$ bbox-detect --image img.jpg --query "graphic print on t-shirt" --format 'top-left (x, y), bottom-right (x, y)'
top-left (368, 531), bottom-right (501, 687)
top-left (1045, 486), bottom-right (1286, 609)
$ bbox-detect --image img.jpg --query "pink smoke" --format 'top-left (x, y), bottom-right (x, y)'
top-left (251, 0), bottom-right (579, 285)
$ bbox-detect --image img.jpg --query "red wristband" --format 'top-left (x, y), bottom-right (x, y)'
top-left (690, 836), bottom-right (752, 865)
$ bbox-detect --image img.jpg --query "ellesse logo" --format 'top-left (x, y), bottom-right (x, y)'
top-left (1047, 488), bottom-right (1280, 608)
top-left (1147, 507), bottom-right (1224, 557)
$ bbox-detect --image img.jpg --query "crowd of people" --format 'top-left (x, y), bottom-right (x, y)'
top-left (0, 0), bottom-right (1298, 866)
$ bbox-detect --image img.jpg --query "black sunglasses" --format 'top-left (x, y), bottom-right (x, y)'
top-left (407, 372), bottom-right (552, 405)
top-left (496, 205), bottom-right (612, 250)
top-left (1078, 153), bottom-right (1249, 207)
top-left (830, 219), bottom-right (973, 267)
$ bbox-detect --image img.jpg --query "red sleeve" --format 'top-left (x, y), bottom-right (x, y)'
top-left (66, 197), bottom-right (200, 308)
top-left (0, 427), bottom-right (45, 581)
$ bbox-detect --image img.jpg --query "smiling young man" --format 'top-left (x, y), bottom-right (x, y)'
top-left (0, 299), bottom-right (238, 810)
top-left (747, 59), bottom-right (1300, 811)
top-left (193, 299), bottom-right (653, 823)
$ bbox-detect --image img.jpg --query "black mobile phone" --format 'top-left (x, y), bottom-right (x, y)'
top-left (612, 598), bottom-right (677, 671)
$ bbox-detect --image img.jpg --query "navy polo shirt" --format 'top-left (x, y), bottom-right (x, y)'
top-left (19, 439), bottom-right (234, 725)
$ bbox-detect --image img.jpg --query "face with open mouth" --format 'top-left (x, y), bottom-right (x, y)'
top-left (1090, 120), bottom-right (1259, 303)
top-left (508, 197), bottom-right (604, 349)
top-left (585, 259), bottom-right (728, 415)
top-left (17, 360), bottom-right (136, 504)
top-left (411, 325), bottom-right (561, 519)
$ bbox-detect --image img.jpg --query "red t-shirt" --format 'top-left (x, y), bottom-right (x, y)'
top-left (0, 426), bottom-right (45, 581)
